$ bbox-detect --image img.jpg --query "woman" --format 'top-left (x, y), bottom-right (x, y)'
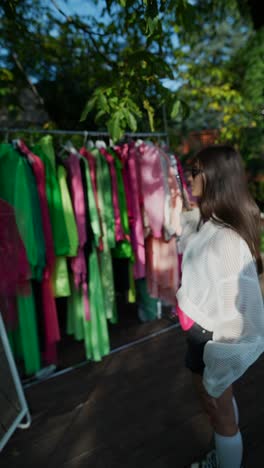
top-left (176, 145), bottom-right (264, 468)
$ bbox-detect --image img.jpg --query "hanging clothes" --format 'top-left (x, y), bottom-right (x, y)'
top-left (0, 199), bottom-right (29, 329)
top-left (109, 148), bottom-right (133, 260)
top-left (90, 148), bottom-right (117, 323)
top-left (79, 147), bottom-right (103, 250)
top-left (115, 143), bottom-right (145, 279)
top-left (33, 142), bottom-right (69, 257)
top-left (0, 143), bottom-right (44, 374)
top-left (63, 152), bottom-right (90, 321)
top-left (17, 140), bottom-right (61, 364)
top-left (67, 151), bottom-right (111, 360)
top-left (137, 143), bottom-right (182, 305)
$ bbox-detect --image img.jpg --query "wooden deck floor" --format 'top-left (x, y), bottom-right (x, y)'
top-left (1, 320), bottom-right (264, 468)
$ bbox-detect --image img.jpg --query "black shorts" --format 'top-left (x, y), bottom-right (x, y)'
top-left (185, 323), bottom-right (213, 375)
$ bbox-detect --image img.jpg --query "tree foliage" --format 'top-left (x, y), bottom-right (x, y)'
top-left (0, 0), bottom-right (263, 146)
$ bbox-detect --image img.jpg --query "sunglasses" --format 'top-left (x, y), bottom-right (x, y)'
top-left (191, 167), bottom-right (203, 178)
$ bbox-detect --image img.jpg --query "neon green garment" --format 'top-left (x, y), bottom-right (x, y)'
top-left (67, 248), bottom-right (110, 361)
top-left (57, 165), bottom-right (79, 257)
top-left (52, 257), bottom-right (71, 297)
top-left (33, 144), bottom-right (70, 256)
top-left (128, 261), bottom-right (136, 303)
top-left (80, 156), bottom-right (101, 247)
top-left (110, 149), bottom-right (133, 260)
top-left (38, 135), bottom-right (56, 171)
top-left (17, 287), bottom-right (41, 374)
top-left (67, 154), bottom-right (111, 359)
top-left (90, 149), bottom-right (116, 322)
top-left (92, 149), bottom-right (116, 249)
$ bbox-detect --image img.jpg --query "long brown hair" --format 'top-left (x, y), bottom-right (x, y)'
top-left (194, 144), bottom-right (263, 275)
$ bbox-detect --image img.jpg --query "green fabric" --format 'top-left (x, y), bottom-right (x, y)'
top-left (110, 149), bottom-right (133, 259)
top-left (128, 261), bottom-right (136, 303)
top-left (52, 257), bottom-right (71, 297)
top-left (67, 154), bottom-right (111, 360)
top-left (57, 165), bottom-right (79, 257)
top-left (33, 143), bottom-right (70, 256)
top-left (67, 248), bottom-right (110, 361)
top-left (23, 162), bottom-right (46, 280)
top-left (67, 275), bottom-right (85, 340)
top-left (92, 149), bottom-right (115, 249)
top-left (83, 247), bottom-right (110, 360)
top-left (0, 144), bottom-right (45, 280)
top-left (17, 286), bottom-right (41, 375)
top-left (98, 250), bottom-right (117, 323)
top-left (80, 156), bottom-right (101, 247)
top-left (136, 278), bottom-right (159, 322)
top-left (39, 135), bottom-right (56, 171)
top-left (91, 149), bottom-right (116, 321)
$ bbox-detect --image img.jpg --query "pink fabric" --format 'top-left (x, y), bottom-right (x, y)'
top-left (145, 236), bottom-right (179, 305)
top-left (100, 148), bottom-right (125, 242)
top-left (80, 147), bottom-right (104, 251)
top-left (138, 143), bottom-right (165, 238)
top-left (19, 141), bottom-right (61, 363)
top-left (64, 153), bottom-right (90, 320)
top-left (115, 143), bottom-right (146, 279)
top-left (0, 199), bottom-right (30, 329)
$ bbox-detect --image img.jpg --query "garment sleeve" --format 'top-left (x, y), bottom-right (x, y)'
top-left (177, 208), bottom-right (200, 253)
top-left (203, 234), bottom-right (264, 398)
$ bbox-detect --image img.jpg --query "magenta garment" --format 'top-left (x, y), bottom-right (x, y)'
top-left (64, 152), bottom-right (90, 320)
top-left (0, 199), bottom-right (30, 329)
top-left (18, 141), bottom-right (61, 363)
top-left (138, 143), bottom-right (165, 239)
top-left (115, 143), bottom-right (146, 279)
top-left (100, 147), bottom-right (125, 242)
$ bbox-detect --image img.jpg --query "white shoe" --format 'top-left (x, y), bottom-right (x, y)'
top-left (191, 449), bottom-right (219, 468)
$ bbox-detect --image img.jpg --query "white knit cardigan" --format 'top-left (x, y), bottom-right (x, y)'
top-left (177, 209), bottom-right (264, 398)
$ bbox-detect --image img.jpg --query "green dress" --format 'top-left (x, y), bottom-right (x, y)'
top-left (33, 142), bottom-right (70, 256)
top-left (91, 149), bottom-right (117, 323)
top-left (67, 155), bottom-right (110, 360)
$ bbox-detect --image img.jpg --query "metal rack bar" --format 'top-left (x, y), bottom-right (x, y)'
top-left (0, 128), bottom-right (167, 138)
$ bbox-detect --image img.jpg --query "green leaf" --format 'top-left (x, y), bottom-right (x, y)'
top-left (170, 100), bottom-right (181, 119)
top-left (123, 109), bottom-right (137, 132)
top-left (80, 95), bottom-right (97, 122)
top-left (143, 99), bottom-right (155, 131)
top-left (107, 112), bottom-right (124, 141)
top-left (98, 92), bottom-right (109, 112)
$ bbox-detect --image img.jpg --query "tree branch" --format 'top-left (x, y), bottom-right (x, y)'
top-left (50, 0), bottom-right (115, 66)
top-left (12, 53), bottom-right (45, 106)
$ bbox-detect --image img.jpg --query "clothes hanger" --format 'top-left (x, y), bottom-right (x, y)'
top-left (95, 138), bottom-right (107, 149)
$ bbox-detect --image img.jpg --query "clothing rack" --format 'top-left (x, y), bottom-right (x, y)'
top-left (0, 128), bottom-right (169, 141)
top-left (0, 127), bottom-right (178, 386)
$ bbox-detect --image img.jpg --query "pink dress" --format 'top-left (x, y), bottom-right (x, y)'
top-left (64, 153), bottom-right (90, 320)
top-left (115, 143), bottom-right (146, 279)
